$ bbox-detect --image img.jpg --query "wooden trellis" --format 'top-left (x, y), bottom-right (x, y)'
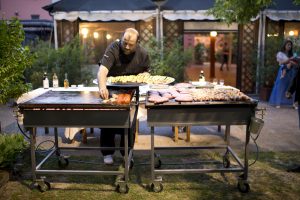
top-left (237, 23), bottom-right (258, 93)
top-left (136, 19), bottom-right (156, 45)
top-left (56, 20), bottom-right (79, 47)
top-left (163, 20), bottom-right (184, 48)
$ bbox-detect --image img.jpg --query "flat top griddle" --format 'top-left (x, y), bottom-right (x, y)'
top-left (145, 94), bottom-right (258, 108)
top-left (18, 90), bottom-right (135, 109)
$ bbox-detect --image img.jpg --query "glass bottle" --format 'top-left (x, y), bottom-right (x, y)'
top-left (199, 70), bottom-right (205, 82)
top-left (52, 73), bottom-right (59, 88)
top-left (64, 73), bottom-right (69, 88)
top-left (43, 72), bottom-right (49, 89)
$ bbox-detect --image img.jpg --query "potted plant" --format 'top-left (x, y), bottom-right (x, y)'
top-left (194, 43), bottom-right (206, 65)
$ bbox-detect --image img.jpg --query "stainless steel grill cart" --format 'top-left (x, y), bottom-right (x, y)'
top-left (18, 86), bottom-right (139, 193)
top-left (145, 98), bottom-right (258, 193)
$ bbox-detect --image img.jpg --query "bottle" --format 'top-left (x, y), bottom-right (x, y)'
top-left (199, 70), bottom-right (205, 82)
top-left (43, 72), bottom-right (49, 89)
top-left (52, 73), bottom-right (59, 88)
top-left (64, 73), bottom-right (69, 88)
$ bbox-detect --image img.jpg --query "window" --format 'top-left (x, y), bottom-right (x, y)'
top-left (31, 15), bottom-right (40, 20)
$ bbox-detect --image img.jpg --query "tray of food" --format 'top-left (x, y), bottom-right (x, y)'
top-left (107, 73), bottom-right (175, 85)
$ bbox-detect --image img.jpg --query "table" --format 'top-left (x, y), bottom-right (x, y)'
top-left (18, 86), bottom-right (139, 193)
top-left (146, 99), bottom-right (258, 193)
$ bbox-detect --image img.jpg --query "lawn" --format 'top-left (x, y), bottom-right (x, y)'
top-left (1, 151), bottom-right (300, 200)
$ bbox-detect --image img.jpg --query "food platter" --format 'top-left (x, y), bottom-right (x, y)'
top-left (107, 74), bottom-right (175, 85)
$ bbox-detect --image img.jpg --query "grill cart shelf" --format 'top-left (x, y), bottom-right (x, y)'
top-left (18, 86), bottom-right (139, 193)
top-left (145, 97), bottom-right (258, 193)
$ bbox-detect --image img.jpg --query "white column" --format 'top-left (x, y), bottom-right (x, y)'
top-left (53, 19), bottom-right (58, 50)
top-left (256, 11), bottom-right (266, 94)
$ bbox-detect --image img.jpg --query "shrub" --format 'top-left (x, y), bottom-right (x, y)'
top-left (0, 18), bottom-right (34, 104)
top-left (144, 37), bottom-right (193, 82)
top-left (0, 134), bottom-right (28, 169)
top-left (26, 36), bottom-right (93, 89)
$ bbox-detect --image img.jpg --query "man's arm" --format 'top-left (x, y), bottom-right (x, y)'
top-left (97, 65), bottom-right (109, 99)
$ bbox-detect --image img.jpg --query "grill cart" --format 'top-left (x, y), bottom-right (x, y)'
top-left (146, 94), bottom-right (258, 193)
top-left (18, 85), bottom-right (139, 193)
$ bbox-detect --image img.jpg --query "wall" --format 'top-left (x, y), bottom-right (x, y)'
top-left (0, 0), bottom-right (52, 20)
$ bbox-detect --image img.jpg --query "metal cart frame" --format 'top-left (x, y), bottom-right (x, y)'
top-left (18, 86), bottom-right (139, 193)
top-left (146, 101), bottom-right (258, 193)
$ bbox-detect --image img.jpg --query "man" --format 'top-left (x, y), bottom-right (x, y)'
top-left (97, 28), bottom-right (150, 164)
top-left (220, 42), bottom-right (229, 71)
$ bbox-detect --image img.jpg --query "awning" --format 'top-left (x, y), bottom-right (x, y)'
top-left (43, 0), bottom-right (157, 21)
top-left (52, 10), bottom-right (156, 22)
top-left (160, 0), bottom-right (215, 21)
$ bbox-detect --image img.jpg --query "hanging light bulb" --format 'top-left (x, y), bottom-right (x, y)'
top-left (210, 31), bottom-right (217, 37)
top-left (289, 30), bottom-right (295, 36)
top-left (106, 34), bottom-right (112, 40)
top-left (93, 32), bottom-right (99, 39)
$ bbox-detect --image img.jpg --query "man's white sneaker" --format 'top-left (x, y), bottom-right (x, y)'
top-left (104, 155), bottom-right (114, 165)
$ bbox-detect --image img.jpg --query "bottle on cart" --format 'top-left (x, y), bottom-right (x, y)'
top-left (199, 70), bottom-right (205, 82)
top-left (64, 73), bottom-right (69, 88)
top-left (52, 73), bottom-right (59, 88)
top-left (43, 72), bottom-right (49, 89)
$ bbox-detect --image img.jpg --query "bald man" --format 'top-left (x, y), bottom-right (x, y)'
top-left (97, 28), bottom-right (150, 164)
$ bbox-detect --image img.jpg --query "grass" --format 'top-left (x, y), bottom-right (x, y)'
top-left (1, 151), bottom-right (300, 200)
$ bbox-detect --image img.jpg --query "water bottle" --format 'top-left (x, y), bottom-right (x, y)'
top-left (199, 70), bottom-right (205, 82)
top-left (52, 73), bottom-right (59, 88)
top-left (43, 72), bottom-right (49, 89)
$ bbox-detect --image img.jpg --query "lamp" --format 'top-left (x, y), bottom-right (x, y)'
top-left (106, 34), bottom-right (112, 40)
top-left (81, 28), bottom-right (89, 38)
top-left (93, 32), bottom-right (99, 39)
top-left (210, 31), bottom-right (217, 37)
top-left (210, 31), bottom-right (217, 78)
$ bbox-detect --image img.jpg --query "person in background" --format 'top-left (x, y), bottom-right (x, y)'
top-left (97, 28), bottom-right (150, 164)
top-left (269, 40), bottom-right (297, 108)
top-left (220, 42), bottom-right (229, 71)
top-left (286, 56), bottom-right (300, 172)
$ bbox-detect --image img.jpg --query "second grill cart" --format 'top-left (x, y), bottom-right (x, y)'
top-left (145, 88), bottom-right (258, 193)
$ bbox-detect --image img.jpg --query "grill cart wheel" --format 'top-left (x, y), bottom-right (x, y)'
top-left (116, 183), bottom-right (129, 194)
top-left (237, 181), bottom-right (250, 193)
top-left (58, 157), bottom-right (69, 168)
top-left (223, 156), bottom-right (231, 168)
top-left (151, 182), bottom-right (163, 193)
top-left (38, 181), bottom-right (51, 192)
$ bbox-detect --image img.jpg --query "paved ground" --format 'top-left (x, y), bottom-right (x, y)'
top-left (1, 98), bottom-right (300, 153)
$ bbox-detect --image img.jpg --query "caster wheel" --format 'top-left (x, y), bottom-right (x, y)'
top-left (223, 156), bottom-right (230, 168)
top-left (38, 181), bottom-right (51, 192)
top-left (155, 159), bottom-right (162, 169)
top-left (116, 184), bottom-right (129, 194)
top-left (58, 157), bottom-right (69, 168)
top-left (151, 183), bottom-right (163, 193)
top-left (237, 181), bottom-right (250, 193)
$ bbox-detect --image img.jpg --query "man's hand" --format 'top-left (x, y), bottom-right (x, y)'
top-left (99, 87), bottom-right (109, 100)
top-left (286, 91), bottom-right (292, 99)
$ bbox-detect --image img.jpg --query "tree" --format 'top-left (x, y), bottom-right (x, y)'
top-left (208, 0), bottom-right (300, 24)
top-left (0, 18), bottom-right (34, 104)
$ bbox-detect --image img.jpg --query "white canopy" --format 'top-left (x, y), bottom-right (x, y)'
top-left (264, 10), bottom-right (300, 21)
top-left (53, 10), bottom-right (156, 22)
top-left (162, 10), bottom-right (216, 21)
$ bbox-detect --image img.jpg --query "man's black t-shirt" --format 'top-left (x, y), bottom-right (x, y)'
top-left (99, 40), bottom-right (150, 76)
